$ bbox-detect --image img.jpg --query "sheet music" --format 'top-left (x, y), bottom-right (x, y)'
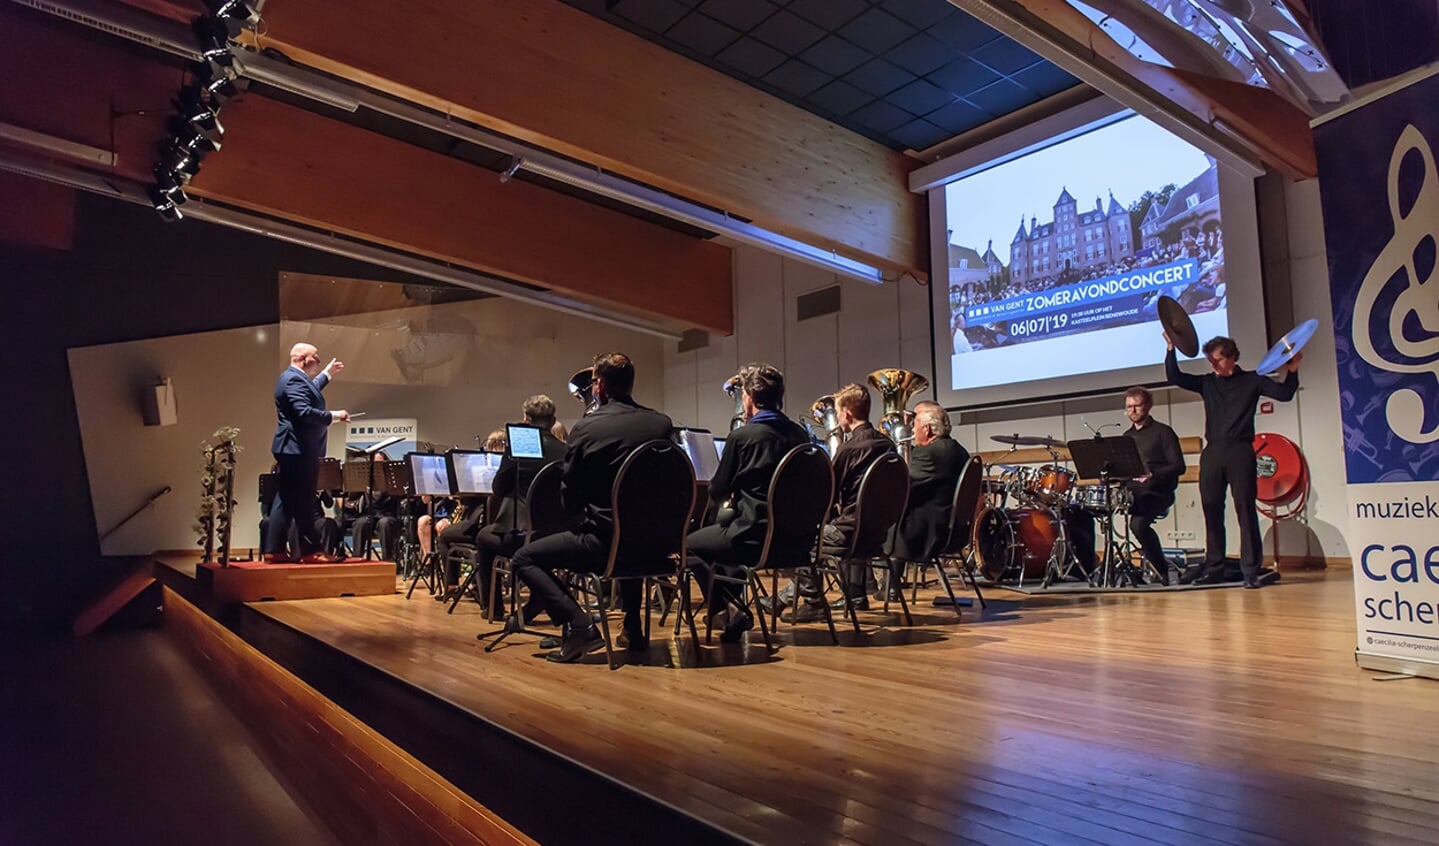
top-left (677, 429), bottom-right (720, 482)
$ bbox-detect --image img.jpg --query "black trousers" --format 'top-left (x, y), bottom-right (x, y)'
top-left (268, 453), bottom-right (324, 556)
top-left (511, 529), bottom-right (641, 631)
top-left (686, 525), bottom-right (759, 611)
top-left (1199, 443), bottom-right (1261, 579)
top-left (260, 515), bottom-right (339, 558)
top-left (352, 514), bottom-right (399, 561)
top-left (438, 516), bottom-right (482, 586)
top-left (1127, 486), bottom-right (1175, 575)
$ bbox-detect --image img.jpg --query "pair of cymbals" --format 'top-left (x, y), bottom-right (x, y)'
top-left (990, 434), bottom-right (1065, 448)
top-left (1159, 295), bottom-right (1317, 373)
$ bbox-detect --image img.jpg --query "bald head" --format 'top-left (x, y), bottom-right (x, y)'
top-left (290, 343), bottom-right (321, 376)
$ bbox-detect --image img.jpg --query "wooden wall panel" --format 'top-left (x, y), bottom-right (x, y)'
top-left (192, 96), bottom-right (734, 332)
top-left (251, 0), bottom-right (927, 278)
top-left (0, 171), bottom-right (77, 251)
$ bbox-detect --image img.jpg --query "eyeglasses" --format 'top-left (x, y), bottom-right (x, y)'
top-left (1124, 403), bottom-right (1147, 410)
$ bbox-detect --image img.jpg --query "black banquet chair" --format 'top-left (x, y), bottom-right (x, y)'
top-left (577, 439), bottom-right (695, 670)
top-left (477, 460), bottom-right (567, 621)
top-left (814, 453), bottom-right (911, 632)
top-left (888, 454), bottom-right (985, 621)
top-left (685, 443), bottom-right (836, 652)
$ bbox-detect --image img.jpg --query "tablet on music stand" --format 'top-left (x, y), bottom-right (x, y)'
top-left (408, 452), bottom-right (453, 496)
top-left (448, 450), bottom-right (503, 495)
top-left (714, 437), bottom-right (726, 461)
top-left (506, 423), bottom-right (546, 460)
top-left (674, 427), bottom-right (720, 482)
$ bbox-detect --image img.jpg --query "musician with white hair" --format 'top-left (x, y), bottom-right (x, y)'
top-left (888, 401), bottom-right (970, 596)
top-left (266, 342), bottom-right (349, 563)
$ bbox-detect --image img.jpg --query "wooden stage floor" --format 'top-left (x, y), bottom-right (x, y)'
top-left (244, 570), bottom-right (1437, 845)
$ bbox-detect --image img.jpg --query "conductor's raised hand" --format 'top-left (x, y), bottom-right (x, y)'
top-left (324, 358), bottom-right (345, 377)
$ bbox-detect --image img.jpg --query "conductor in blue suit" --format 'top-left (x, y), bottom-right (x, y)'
top-left (266, 342), bottom-right (350, 563)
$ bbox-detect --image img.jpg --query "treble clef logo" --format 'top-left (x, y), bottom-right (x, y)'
top-left (1352, 124), bottom-right (1439, 445)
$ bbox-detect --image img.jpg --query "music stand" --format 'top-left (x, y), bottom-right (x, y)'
top-left (404, 452), bottom-right (452, 597)
top-left (317, 458), bottom-right (343, 493)
top-left (1068, 437), bottom-right (1147, 588)
top-left (479, 424), bottom-right (550, 650)
top-left (444, 450), bottom-right (503, 611)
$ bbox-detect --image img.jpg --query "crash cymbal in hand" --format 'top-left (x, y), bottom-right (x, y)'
top-left (1256, 319), bottom-right (1319, 375)
top-left (1158, 295), bottom-right (1199, 358)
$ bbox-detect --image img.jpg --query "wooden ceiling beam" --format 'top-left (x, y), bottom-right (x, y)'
top-left (956, 0), bottom-right (1317, 178)
top-left (231, 0), bottom-right (927, 279)
top-left (0, 6), bottom-right (733, 332)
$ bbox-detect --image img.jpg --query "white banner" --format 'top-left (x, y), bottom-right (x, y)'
top-left (344, 418), bottom-right (418, 459)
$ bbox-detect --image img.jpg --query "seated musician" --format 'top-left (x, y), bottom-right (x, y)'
top-left (415, 495), bottom-right (455, 562)
top-left (783, 382), bottom-right (896, 622)
top-left (1122, 386), bottom-right (1185, 584)
top-left (685, 364), bottom-right (809, 642)
top-left (508, 353), bottom-right (673, 663)
top-left (351, 453), bottom-right (401, 562)
top-left (888, 401), bottom-right (969, 597)
top-left (437, 429), bottom-right (508, 596)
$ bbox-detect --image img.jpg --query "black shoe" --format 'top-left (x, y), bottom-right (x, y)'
top-left (1192, 570), bottom-right (1227, 585)
top-left (545, 624), bottom-right (605, 663)
top-left (1257, 568), bottom-right (1281, 586)
top-left (539, 628), bottom-right (564, 650)
top-left (757, 594), bottom-right (791, 612)
top-left (829, 595), bottom-right (870, 612)
top-left (719, 610), bottom-right (754, 644)
top-left (1243, 574), bottom-right (1262, 589)
top-left (618, 628), bottom-right (649, 652)
top-left (783, 602), bottom-right (827, 624)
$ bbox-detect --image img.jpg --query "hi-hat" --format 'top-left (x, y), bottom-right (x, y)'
top-left (1157, 295), bottom-right (1199, 358)
top-left (1255, 319), bottom-right (1319, 375)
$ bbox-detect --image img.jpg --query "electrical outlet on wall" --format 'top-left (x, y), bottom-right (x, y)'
top-left (1167, 530), bottom-right (1197, 541)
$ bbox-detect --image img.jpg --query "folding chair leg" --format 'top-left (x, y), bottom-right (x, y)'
top-left (889, 561), bottom-right (913, 626)
top-left (934, 559), bottom-right (963, 620)
top-left (960, 553), bottom-right (988, 609)
top-left (681, 575), bottom-right (701, 648)
top-left (447, 560), bottom-right (482, 614)
top-left (748, 570), bottom-right (775, 653)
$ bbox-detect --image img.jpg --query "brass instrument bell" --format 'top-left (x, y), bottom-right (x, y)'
top-left (867, 368), bottom-right (929, 457)
top-left (722, 374), bottom-right (746, 432)
top-left (810, 394), bottom-right (843, 456)
top-left (567, 367), bottom-right (599, 416)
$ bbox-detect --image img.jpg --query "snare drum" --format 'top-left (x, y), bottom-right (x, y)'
top-left (1073, 484), bottom-right (1110, 511)
top-left (973, 506), bottom-right (1058, 582)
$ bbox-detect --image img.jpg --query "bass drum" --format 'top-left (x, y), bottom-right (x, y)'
top-left (973, 506), bottom-right (1058, 582)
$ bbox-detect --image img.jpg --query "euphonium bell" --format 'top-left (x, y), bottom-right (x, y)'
top-left (810, 394), bottom-right (843, 456)
top-left (867, 368), bottom-right (929, 456)
top-left (722, 374), bottom-right (745, 432)
top-left (567, 367), bottom-right (599, 416)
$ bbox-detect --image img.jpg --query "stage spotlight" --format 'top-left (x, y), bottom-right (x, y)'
top-left (167, 114), bottom-right (223, 151)
top-left (152, 164), bottom-right (190, 205)
top-left (499, 156), bottom-right (524, 183)
top-left (147, 184), bottom-right (185, 221)
top-left (194, 56), bottom-right (243, 106)
top-left (204, 0), bottom-right (260, 34)
top-left (192, 16), bottom-right (234, 59)
top-left (173, 91), bottom-right (225, 136)
top-left (159, 142), bottom-right (203, 183)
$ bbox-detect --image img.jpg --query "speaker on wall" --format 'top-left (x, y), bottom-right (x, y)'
top-left (142, 377), bottom-right (178, 427)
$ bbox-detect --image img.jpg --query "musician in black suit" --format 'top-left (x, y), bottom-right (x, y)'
top-left (1122, 387), bottom-right (1186, 585)
top-left (685, 364), bottom-right (810, 642)
top-left (508, 354), bottom-right (674, 663)
top-left (440, 398), bottom-right (567, 608)
top-left (266, 343), bottom-right (349, 563)
top-left (889, 401), bottom-right (969, 595)
top-left (785, 383), bottom-right (896, 621)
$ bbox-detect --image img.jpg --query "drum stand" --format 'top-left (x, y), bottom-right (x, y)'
top-left (1092, 492), bottom-right (1143, 588)
top-left (1066, 436), bottom-right (1146, 589)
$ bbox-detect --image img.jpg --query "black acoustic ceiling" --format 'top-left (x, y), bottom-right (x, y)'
top-left (561, 0), bottom-right (1081, 152)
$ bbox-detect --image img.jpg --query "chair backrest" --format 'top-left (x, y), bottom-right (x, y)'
top-left (942, 455), bottom-right (986, 556)
top-left (524, 460), bottom-right (567, 541)
top-left (847, 453), bottom-right (911, 559)
top-left (755, 445), bottom-right (834, 568)
top-left (606, 440), bottom-right (695, 577)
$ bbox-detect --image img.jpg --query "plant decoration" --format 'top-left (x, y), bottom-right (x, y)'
top-left (195, 426), bottom-right (242, 566)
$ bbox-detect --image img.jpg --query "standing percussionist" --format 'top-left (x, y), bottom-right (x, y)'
top-left (267, 343), bottom-right (349, 563)
top-left (1166, 334), bottom-right (1299, 587)
top-left (1121, 387), bottom-right (1185, 585)
top-left (685, 364), bottom-right (810, 642)
top-left (509, 353), bottom-right (673, 663)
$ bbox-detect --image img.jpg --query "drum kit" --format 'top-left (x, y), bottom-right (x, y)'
top-left (970, 298), bottom-right (1318, 590)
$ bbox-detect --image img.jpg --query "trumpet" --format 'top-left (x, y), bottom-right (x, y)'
top-left (722, 374), bottom-right (746, 432)
top-left (867, 368), bottom-right (929, 459)
top-left (810, 394), bottom-right (843, 456)
top-left (567, 367), bottom-right (600, 416)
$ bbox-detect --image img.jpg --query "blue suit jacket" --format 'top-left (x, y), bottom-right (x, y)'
top-left (272, 367), bottom-right (333, 457)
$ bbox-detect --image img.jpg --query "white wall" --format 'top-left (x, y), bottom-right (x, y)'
top-left (666, 179), bottom-right (1348, 563)
top-left (71, 296), bottom-right (663, 556)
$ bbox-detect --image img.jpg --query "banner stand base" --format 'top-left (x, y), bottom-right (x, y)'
top-left (1356, 651), bottom-right (1439, 682)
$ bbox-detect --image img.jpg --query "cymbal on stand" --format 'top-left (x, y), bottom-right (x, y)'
top-left (1157, 295), bottom-right (1199, 358)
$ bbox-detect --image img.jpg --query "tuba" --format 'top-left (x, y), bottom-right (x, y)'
top-left (810, 394), bottom-right (844, 456)
top-left (567, 367), bottom-right (599, 416)
top-left (867, 368), bottom-right (929, 458)
top-left (722, 374), bottom-right (746, 432)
